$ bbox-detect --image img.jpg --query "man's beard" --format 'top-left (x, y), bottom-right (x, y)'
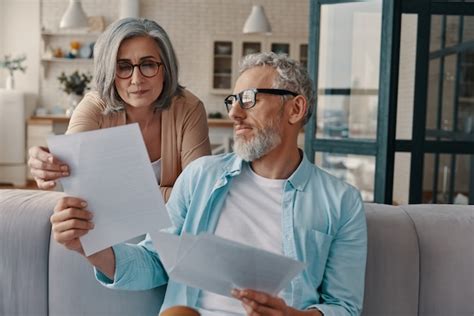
top-left (233, 115), bottom-right (282, 162)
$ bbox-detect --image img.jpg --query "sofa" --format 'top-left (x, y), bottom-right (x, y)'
top-left (0, 189), bottom-right (473, 316)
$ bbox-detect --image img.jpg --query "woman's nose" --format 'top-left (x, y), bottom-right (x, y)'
top-left (130, 65), bottom-right (144, 85)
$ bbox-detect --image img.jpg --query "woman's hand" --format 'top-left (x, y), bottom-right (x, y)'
top-left (28, 146), bottom-right (69, 189)
top-left (51, 196), bottom-right (94, 256)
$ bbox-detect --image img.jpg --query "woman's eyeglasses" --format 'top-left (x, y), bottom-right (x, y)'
top-left (224, 88), bottom-right (298, 112)
top-left (115, 61), bottom-right (163, 79)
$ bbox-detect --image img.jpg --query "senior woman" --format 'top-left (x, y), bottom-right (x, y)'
top-left (28, 18), bottom-right (211, 201)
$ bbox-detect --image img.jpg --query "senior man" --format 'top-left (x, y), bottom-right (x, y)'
top-left (51, 52), bottom-right (367, 316)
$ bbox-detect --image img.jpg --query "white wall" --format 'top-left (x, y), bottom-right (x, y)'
top-left (0, 0), bottom-right (40, 98)
top-left (0, 0), bottom-right (5, 88)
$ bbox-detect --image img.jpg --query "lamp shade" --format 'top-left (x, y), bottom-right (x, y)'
top-left (119, 0), bottom-right (140, 19)
top-left (59, 0), bottom-right (88, 29)
top-left (243, 5), bottom-right (272, 35)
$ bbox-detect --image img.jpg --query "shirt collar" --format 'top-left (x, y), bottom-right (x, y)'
top-left (223, 153), bottom-right (245, 177)
top-left (287, 150), bottom-right (313, 191)
top-left (223, 151), bottom-right (312, 191)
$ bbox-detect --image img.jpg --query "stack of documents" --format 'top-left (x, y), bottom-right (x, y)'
top-left (152, 232), bottom-right (306, 297)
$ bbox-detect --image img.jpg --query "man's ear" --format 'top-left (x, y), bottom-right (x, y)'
top-left (287, 95), bottom-right (307, 125)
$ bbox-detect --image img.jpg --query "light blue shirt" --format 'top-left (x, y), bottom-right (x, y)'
top-left (96, 152), bottom-right (367, 316)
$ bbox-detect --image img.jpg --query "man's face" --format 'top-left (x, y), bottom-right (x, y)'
top-left (228, 67), bottom-right (287, 161)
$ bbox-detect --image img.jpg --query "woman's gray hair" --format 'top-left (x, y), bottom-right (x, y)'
top-left (239, 52), bottom-right (315, 125)
top-left (93, 18), bottom-right (183, 113)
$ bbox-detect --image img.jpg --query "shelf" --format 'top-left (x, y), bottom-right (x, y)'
top-left (213, 73), bottom-right (231, 77)
top-left (41, 57), bottom-right (93, 63)
top-left (40, 57), bottom-right (93, 78)
top-left (28, 116), bottom-right (70, 124)
top-left (214, 54), bottom-right (232, 58)
top-left (41, 31), bottom-right (101, 37)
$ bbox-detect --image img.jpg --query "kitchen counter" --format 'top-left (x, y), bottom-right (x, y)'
top-left (28, 115), bottom-right (70, 125)
top-left (29, 116), bottom-right (233, 127)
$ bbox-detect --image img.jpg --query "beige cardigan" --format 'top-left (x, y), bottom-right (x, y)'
top-left (67, 89), bottom-right (211, 201)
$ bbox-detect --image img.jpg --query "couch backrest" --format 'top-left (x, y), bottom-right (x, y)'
top-left (401, 204), bottom-right (473, 316)
top-left (363, 203), bottom-right (474, 316)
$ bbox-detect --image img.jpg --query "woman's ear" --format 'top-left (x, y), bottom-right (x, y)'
top-left (287, 95), bottom-right (307, 125)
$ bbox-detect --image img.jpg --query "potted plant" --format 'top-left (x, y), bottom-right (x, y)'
top-left (0, 54), bottom-right (27, 90)
top-left (57, 70), bottom-right (92, 116)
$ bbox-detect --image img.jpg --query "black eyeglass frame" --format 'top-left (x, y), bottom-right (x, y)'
top-left (224, 88), bottom-right (298, 112)
top-left (115, 61), bottom-right (163, 79)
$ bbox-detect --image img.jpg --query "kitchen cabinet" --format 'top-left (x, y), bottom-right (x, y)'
top-left (212, 41), bottom-right (233, 92)
top-left (211, 36), bottom-right (308, 94)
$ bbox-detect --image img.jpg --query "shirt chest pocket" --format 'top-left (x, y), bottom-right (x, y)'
top-left (296, 228), bottom-right (334, 286)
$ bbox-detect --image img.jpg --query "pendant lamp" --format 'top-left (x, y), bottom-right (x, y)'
top-left (59, 0), bottom-right (88, 29)
top-left (243, 5), bottom-right (272, 35)
top-left (119, 0), bottom-right (140, 19)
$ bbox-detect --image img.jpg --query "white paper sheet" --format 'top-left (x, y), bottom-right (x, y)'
top-left (151, 232), bottom-right (306, 297)
top-left (47, 124), bottom-right (171, 256)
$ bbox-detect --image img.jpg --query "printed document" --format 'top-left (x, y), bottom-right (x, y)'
top-left (151, 232), bottom-right (306, 297)
top-left (48, 124), bottom-right (171, 256)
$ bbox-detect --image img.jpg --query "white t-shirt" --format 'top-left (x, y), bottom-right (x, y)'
top-left (197, 163), bottom-right (284, 315)
top-left (151, 159), bottom-right (161, 184)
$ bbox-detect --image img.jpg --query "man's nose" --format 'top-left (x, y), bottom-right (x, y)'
top-left (228, 101), bottom-right (245, 121)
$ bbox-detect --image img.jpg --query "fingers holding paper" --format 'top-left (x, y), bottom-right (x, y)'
top-left (232, 288), bottom-right (289, 316)
top-left (28, 146), bottom-right (69, 189)
top-left (51, 196), bottom-right (94, 255)
top-left (232, 289), bottom-right (322, 316)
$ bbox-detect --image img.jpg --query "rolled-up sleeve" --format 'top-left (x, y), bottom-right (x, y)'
top-left (95, 238), bottom-right (168, 290)
top-left (307, 189), bottom-right (367, 316)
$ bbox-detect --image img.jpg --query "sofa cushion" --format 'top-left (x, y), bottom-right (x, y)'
top-left (402, 205), bottom-right (474, 316)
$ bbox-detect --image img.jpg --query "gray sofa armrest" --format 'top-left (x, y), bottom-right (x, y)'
top-left (0, 189), bottom-right (61, 316)
top-left (363, 203), bottom-right (420, 316)
top-left (49, 235), bottom-right (165, 316)
top-left (0, 189), bottom-right (165, 316)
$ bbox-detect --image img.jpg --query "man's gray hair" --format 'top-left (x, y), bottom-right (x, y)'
top-left (239, 52), bottom-right (315, 125)
top-left (93, 18), bottom-right (183, 113)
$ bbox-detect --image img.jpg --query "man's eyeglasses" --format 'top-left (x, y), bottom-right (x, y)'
top-left (115, 61), bottom-right (163, 79)
top-left (224, 88), bottom-right (298, 112)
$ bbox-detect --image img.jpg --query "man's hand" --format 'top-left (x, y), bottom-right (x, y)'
top-left (51, 196), bottom-right (116, 279)
top-left (51, 196), bottom-right (94, 255)
top-left (232, 289), bottom-right (322, 316)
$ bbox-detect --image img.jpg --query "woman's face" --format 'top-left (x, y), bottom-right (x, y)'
top-left (114, 36), bottom-right (164, 108)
